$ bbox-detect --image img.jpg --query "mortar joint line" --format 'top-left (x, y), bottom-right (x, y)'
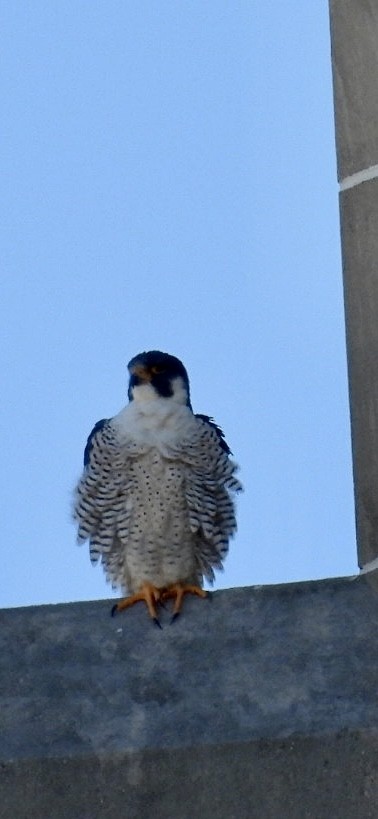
top-left (340, 163), bottom-right (378, 191)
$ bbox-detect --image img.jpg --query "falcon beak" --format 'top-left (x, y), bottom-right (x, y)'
top-left (129, 364), bottom-right (152, 382)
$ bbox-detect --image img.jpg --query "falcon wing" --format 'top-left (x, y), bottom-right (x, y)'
top-left (83, 418), bottom-right (109, 466)
top-left (186, 416), bottom-right (242, 584)
top-left (74, 419), bottom-right (133, 585)
top-left (194, 413), bottom-right (232, 454)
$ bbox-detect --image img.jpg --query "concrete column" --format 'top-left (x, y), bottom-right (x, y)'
top-left (329, 1), bottom-right (378, 570)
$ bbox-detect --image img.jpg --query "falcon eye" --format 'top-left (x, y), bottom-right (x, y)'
top-left (151, 365), bottom-right (165, 374)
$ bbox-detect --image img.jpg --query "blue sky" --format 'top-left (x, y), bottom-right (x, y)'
top-left (1, 2), bottom-right (356, 609)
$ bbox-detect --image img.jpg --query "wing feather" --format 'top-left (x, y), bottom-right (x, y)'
top-left (184, 416), bottom-right (242, 584)
top-left (74, 421), bottom-right (133, 583)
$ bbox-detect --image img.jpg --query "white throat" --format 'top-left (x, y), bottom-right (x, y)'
top-left (131, 376), bottom-right (188, 407)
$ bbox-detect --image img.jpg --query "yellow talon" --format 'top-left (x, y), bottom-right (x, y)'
top-left (112, 582), bottom-right (162, 624)
top-left (161, 582), bottom-right (207, 617)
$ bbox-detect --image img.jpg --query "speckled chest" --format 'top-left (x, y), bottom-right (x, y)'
top-left (129, 448), bottom-right (187, 517)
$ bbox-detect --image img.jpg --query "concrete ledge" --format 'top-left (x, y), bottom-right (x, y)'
top-left (1, 577), bottom-right (378, 817)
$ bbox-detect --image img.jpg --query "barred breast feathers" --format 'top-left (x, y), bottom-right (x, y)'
top-left (73, 399), bottom-right (242, 588)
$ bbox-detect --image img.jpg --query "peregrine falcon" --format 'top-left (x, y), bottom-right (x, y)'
top-left (74, 351), bottom-right (242, 625)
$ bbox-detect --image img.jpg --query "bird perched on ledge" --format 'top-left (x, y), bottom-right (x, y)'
top-left (73, 350), bottom-right (242, 626)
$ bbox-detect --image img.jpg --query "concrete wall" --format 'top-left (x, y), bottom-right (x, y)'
top-left (329, 0), bottom-right (378, 569)
top-left (2, 578), bottom-right (378, 818)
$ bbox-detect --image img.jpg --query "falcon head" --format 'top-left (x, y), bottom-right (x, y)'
top-left (127, 350), bottom-right (192, 408)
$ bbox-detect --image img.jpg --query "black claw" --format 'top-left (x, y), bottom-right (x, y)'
top-left (153, 617), bottom-right (163, 630)
top-left (170, 611), bottom-right (180, 624)
top-left (111, 604), bottom-right (119, 617)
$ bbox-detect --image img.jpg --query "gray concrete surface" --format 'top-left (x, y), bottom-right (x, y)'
top-left (329, 0), bottom-right (378, 567)
top-left (1, 578), bottom-right (378, 818)
top-left (339, 181), bottom-right (378, 570)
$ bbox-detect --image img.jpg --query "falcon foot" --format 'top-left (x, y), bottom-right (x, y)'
top-left (161, 583), bottom-right (207, 622)
top-left (111, 583), bottom-right (162, 628)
